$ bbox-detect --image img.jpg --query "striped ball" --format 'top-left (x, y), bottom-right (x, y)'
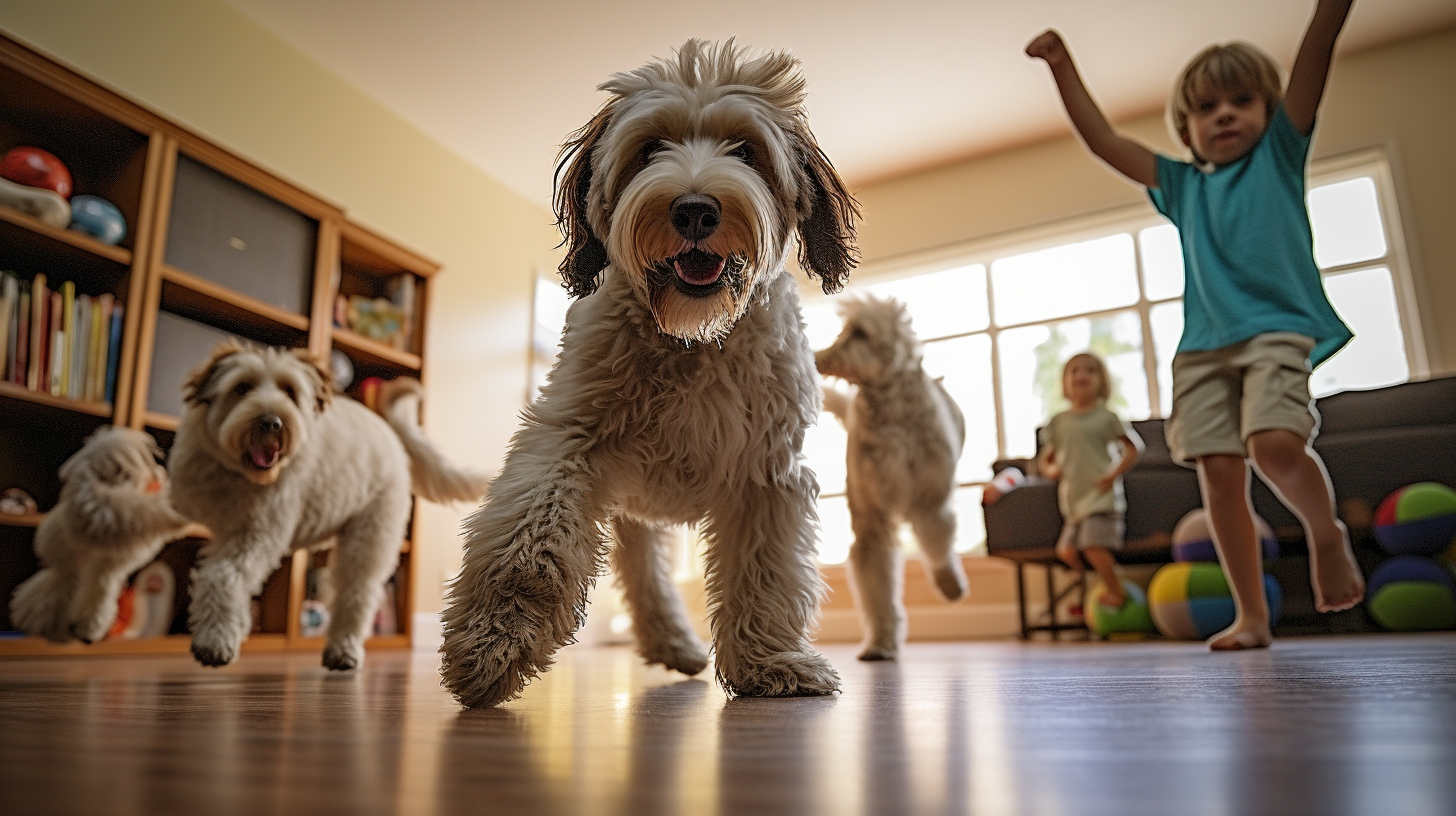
top-left (1148, 561), bottom-right (1283, 640)
top-left (1373, 482), bottom-right (1456, 556)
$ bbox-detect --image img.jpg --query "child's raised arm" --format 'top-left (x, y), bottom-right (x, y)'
top-left (1285, 0), bottom-right (1355, 135)
top-left (1026, 30), bottom-right (1158, 188)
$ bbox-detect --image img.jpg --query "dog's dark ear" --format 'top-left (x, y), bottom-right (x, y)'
top-left (795, 129), bottom-right (860, 295)
top-left (553, 109), bottom-right (612, 298)
top-left (289, 348), bottom-right (334, 414)
top-left (183, 340), bottom-right (247, 407)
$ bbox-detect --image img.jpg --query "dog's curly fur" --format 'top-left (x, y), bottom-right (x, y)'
top-left (170, 341), bottom-right (489, 671)
top-left (9, 427), bottom-right (191, 644)
top-left (440, 39), bottom-right (860, 708)
top-left (816, 295), bottom-right (969, 660)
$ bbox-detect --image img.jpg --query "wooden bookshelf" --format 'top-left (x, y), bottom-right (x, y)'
top-left (0, 31), bottom-right (439, 658)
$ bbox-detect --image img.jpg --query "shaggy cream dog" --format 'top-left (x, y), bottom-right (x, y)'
top-left (9, 426), bottom-right (191, 644)
top-left (816, 295), bottom-right (969, 660)
top-left (440, 39), bottom-right (859, 708)
top-left (171, 341), bottom-right (489, 671)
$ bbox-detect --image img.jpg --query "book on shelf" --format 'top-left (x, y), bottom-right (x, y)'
top-left (13, 286), bottom-right (28, 384)
top-left (48, 289), bottom-right (62, 396)
top-left (104, 302), bottom-right (122, 404)
top-left (0, 270), bottom-right (121, 404)
top-left (28, 273), bottom-right (47, 391)
top-left (0, 272), bottom-right (14, 380)
top-left (58, 280), bottom-right (73, 396)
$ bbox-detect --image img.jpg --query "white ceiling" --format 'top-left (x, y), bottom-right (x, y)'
top-left (226, 0), bottom-right (1456, 210)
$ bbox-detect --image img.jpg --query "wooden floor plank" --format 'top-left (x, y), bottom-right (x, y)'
top-left (2, 634), bottom-right (1454, 815)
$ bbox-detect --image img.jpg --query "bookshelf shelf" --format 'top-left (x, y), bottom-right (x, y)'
top-left (0, 32), bottom-right (441, 658)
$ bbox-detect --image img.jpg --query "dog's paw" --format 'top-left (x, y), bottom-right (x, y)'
top-left (721, 650), bottom-right (841, 698)
top-left (857, 644), bottom-right (899, 662)
top-left (322, 643), bottom-right (362, 672)
top-left (641, 636), bottom-right (710, 677)
top-left (932, 561), bottom-right (969, 602)
top-left (190, 636), bottom-right (237, 668)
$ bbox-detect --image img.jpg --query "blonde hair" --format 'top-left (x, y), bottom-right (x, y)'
top-left (1168, 42), bottom-right (1284, 161)
top-left (1062, 352), bottom-right (1111, 402)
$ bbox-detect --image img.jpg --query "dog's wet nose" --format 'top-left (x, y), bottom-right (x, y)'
top-left (671, 194), bottom-right (720, 241)
top-left (257, 415), bottom-right (283, 434)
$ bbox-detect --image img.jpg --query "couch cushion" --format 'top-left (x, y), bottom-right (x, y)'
top-left (1315, 378), bottom-right (1456, 436)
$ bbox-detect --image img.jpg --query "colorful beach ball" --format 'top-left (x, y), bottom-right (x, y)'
top-left (1365, 555), bottom-right (1456, 631)
top-left (1148, 561), bottom-right (1284, 640)
top-left (1373, 482), bottom-right (1456, 556)
top-left (1083, 577), bottom-right (1154, 639)
top-left (1171, 508), bottom-right (1279, 563)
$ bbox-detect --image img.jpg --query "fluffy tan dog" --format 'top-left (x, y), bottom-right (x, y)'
top-left (440, 39), bottom-right (858, 708)
top-left (816, 295), bottom-right (969, 660)
top-left (171, 341), bottom-right (489, 671)
top-left (9, 427), bottom-right (191, 643)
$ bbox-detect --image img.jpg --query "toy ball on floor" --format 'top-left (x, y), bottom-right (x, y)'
top-left (1083, 577), bottom-right (1153, 639)
top-left (1171, 507), bottom-right (1279, 563)
top-left (0, 146), bottom-right (72, 198)
top-left (1148, 561), bottom-right (1284, 640)
top-left (1373, 482), bottom-right (1456, 556)
top-left (1365, 555), bottom-right (1456, 631)
top-left (68, 194), bottom-right (126, 245)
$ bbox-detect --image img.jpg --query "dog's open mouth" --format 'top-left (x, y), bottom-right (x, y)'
top-left (246, 433), bottom-right (282, 471)
top-left (653, 250), bottom-right (744, 298)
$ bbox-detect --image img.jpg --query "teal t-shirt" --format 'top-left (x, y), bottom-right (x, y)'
top-left (1147, 105), bottom-right (1352, 367)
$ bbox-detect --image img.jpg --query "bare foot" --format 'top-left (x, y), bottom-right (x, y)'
top-left (1309, 521), bottom-right (1365, 613)
top-left (1208, 621), bottom-right (1272, 651)
top-left (1099, 588), bottom-right (1127, 610)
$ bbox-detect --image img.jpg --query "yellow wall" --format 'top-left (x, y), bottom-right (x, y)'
top-left (0, 0), bottom-right (562, 626)
top-left (853, 24), bottom-right (1456, 375)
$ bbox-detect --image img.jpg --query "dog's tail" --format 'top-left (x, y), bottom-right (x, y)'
top-left (377, 378), bottom-right (491, 504)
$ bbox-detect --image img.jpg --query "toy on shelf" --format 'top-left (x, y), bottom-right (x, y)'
top-left (0, 146), bottom-right (72, 198)
top-left (0, 175), bottom-right (69, 228)
top-left (330, 348), bottom-right (354, 392)
top-left (67, 195), bottom-right (126, 245)
top-left (344, 295), bottom-right (406, 346)
top-left (0, 487), bottom-right (38, 516)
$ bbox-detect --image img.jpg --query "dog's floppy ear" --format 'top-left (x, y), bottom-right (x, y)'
top-left (183, 340), bottom-right (248, 407)
top-left (553, 108), bottom-right (612, 298)
top-left (794, 128), bottom-right (860, 295)
top-left (288, 348), bottom-right (334, 414)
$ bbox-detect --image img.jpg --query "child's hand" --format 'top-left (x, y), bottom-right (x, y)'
top-left (1026, 30), bottom-right (1069, 67)
top-left (1042, 461), bottom-right (1061, 481)
top-left (1095, 473), bottom-right (1116, 493)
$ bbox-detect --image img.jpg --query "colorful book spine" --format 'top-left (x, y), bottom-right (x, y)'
top-left (0, 272), bottom-right (14, 381)
top-left (86, 296), bottom-right (104, 401)
top-left (58, 281), bottom-right (74, 397)
top-left (28, 273), bottom-right (47, 391)
top-left (104, 302), bottom-right (123, 404)
top-left (70, 293), bottom-right (89, 400)
top-left (14, 285), bottom-right (28, 385)
top-left (48, 290), bottom-right (63, 397)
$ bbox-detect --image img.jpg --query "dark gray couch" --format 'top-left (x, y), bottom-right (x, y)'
top-left (984, 376), bottom-right (1456, 637)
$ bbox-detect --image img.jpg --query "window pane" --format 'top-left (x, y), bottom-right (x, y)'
top-left (532, 277), bottom-right (571, 397)
top-left (1138, 224), bottom-right (1185, 301)
top-left (816, 495), bottom-right (852, 565)
top-left (1309, 177), bottom-right (1387, 269)
top-left (1149, 301), bottom-right (1184, 418)
top-left (805, 407), bottom-right (848, 495)
top-left (922, 334), bottom-right (997, 483)
top-left (800, 299), bottom-right (843, 351)
top-left (953, 486), bottom-right (986, 555)
top-left (990, 233), bottom-right (1139, 326)
top-left (1311, 267), bottom-right (1409, 397)
top-left (867, 264), bottom-right (989, 338)
top-left (999, 311), bottom-right (1149, 458)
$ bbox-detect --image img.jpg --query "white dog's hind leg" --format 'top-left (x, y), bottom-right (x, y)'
top-left (322, 514), bottom-right (405, 671)
top-left (189, 537), bottom-right (287, 667)
top-left (611, 518), bottom-right (709, 676)
top-left (8, 569), bottom-right (75, 643)
top-left (910, 502), bottom-right (968, 603)
top-left (68, 557), bottom-right (131, 644)
top-left (705, 474), bottom-right (841, 697)
top-left (440, 454), bottom-right (608, 708)
top-left (847, 505), bottom-right (906, 661)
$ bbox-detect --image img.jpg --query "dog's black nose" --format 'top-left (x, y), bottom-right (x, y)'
top-left (257, 415), bottom-right (283, 434)
top-left (670, 194), bottom-right (721, 241)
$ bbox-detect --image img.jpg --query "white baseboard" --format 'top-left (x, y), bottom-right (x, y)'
top-left (411, 611), bottom-right (443, 652)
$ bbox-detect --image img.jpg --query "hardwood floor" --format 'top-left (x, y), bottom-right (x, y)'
top-left (2, 634), bottom-right (1454, 815)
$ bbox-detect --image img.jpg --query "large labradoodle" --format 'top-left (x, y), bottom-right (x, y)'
top-left (816, 295), bottom-right (968, 660)
top-left (172, 341), bottom-right (489, 671)
top-left (9, 426), bottom-right (191, 644)
top-left (440, 39), bottom-right (859, 708)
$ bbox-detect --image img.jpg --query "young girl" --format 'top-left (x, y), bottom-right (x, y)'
top-left (1039, 353), bottom-right (1143, 609)
top-left (1027, 0), bottom-right (1365, 649)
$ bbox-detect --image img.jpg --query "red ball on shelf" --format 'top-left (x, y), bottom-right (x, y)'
top-left (0, 146), bottom-right (73, 199)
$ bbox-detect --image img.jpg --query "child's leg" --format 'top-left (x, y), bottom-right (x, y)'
top-left (1247, 429), bottom-right (1364, 612)
top-left (1081, 546), bottom-right (1125, 608)
top-left (1055, 522), bottom-right (1083, 571)
top-left (1196, 454), bottom-right (1272, 650)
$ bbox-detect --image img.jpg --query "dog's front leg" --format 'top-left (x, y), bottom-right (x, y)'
top-left (704, 472), bottom-right (841, 697)
top-left (440, 453), bottom-right (608, 708)
top-left (612, 517), bottom-right (709, 676)
top-left (188, 534), bottom-right (288, 667)
top-left (68, 556), bottom-right (132, 644)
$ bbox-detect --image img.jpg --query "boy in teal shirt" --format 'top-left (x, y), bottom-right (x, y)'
top-left (1027, 0), bottom-right (1364, 649)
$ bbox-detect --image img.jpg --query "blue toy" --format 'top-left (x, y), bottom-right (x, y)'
top-left (68, 194), bottom-right (126, 245)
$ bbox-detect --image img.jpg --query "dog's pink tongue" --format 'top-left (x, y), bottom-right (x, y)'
top-left (675, 253), bottom-right (724, 285)
top-left (250, 441), bottom-right (280, 469)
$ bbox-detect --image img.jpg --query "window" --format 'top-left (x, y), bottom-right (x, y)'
top-left (803, 150), bottom-right (1421, 562)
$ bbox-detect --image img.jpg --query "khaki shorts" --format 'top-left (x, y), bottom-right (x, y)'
top-left (1056, 513), bottom-right (1125, 552)
top-left (1166, 332), bottom-right (1320, 463)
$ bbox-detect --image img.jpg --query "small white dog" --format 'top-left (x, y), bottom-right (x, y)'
top-left (170, 341), bottom-right (489, 671)
top-left (440, 39), bottom-right (859, 708)
top-left (9, 427), bottom-right (191, 643)
top-left (816, 295), bottom-right (969, 660)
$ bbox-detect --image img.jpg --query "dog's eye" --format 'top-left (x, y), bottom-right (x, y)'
top-left (727, 142), bottom-right (753, 163)
top-left (641, 139), bottom-right (663, 162)
top-left (233, 382), bottom-right (253, 397)
top-left (282, 384), bottom-right (298, 403)
top-left (849, 327), bottom-right (868, 341)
